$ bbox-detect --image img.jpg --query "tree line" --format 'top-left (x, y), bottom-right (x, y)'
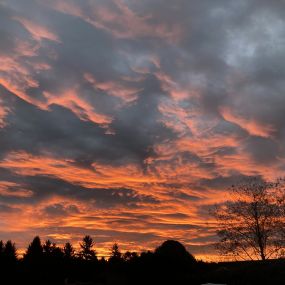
top-left (0, 234), bottom-right (137, 263)
top-left (2, 235), bottom-right (285, 285)
top-left (0, 237), bottom-right (201, 284)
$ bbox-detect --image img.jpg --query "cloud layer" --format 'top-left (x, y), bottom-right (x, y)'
top-left (0, 0), bottom-right (285, 260)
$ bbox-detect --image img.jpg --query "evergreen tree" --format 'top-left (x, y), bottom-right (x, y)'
top-left (43, 239), bottom-right (53, 255)
top-left (80, 235), bottom-right (97, 261)
top-left (64, 242), bottom-right (75, 259)
top-left (3, 240), bottom-right (17, 263)
top-left (0, 240), bottom-right (4, 253)
top-left (123, 251), bottom-right (138, 262)
top-left (25, 236), bottom-right (43, 262)
top-left (0, 240), bottom-right (4, 261)
top-left (51, 243), bottom-right (64, 259)
top-left (109, 243), bottom-right (122, 262)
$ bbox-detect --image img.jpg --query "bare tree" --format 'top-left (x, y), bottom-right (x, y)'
top-left (213, 177), bottom-right (285, 261)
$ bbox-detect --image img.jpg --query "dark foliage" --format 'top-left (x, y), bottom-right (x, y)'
top-left (0, 236), bottom-right (285, 284)
top-left (79, 235), bottom-right (97, 261)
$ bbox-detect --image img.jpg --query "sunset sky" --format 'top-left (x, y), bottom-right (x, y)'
top-left (0, 0), bottom-right (285, 260)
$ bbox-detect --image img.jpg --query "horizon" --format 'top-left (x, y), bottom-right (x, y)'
top-left (1, 235), bottom-right (234, 262)
top-left (1, 0), bottom-right (285, 263)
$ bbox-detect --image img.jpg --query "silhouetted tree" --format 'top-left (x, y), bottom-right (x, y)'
top-left (0, 240), bottom-right (4, 261)
top-left (0, 240), bottom-right (18, 283)
top-left (109, 243), bottom-right (122, 262)
top-left (42, 239), bottom-right (64, 262)
top-left (43, 239), bottom-right (53, 255)
top-left (155, 240), bottom-right (196, 266)
top-left (0, 240), bottom-right (4, 253)
top-left (0, 240), bottom-right (4, 256)
top-left (80, 235), bottom-right (97, 261)
top-left (152, 240), bottom-right (198, 284)
top-left (3, 240), bottom-right (17, 263)
top-left (123, 251), bottom-right (138, 262)
top-left (24, 236), bottom-right (43, 263)
top-left (64, 242), bottom-right (75, 259)
top-left (213, 177), bottom-right (285, 260)
top-left (100, 256), bottom-right (107, 264)
top-left (51, 243), bottom-right (64, 259)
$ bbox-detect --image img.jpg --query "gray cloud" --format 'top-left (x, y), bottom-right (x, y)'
top-left (0, 171), bottom-right (159, 208)
top-left (43, 203), bottom-right (80, 217)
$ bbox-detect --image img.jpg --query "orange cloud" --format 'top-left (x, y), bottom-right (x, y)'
top-left (220, 106), bottom-right (275, 138)
top-left (0, 99), bottom-right (9, 128)
top-left (156, 71), bottom-right (200, 102)
top-left (0, 151), bottom-right (160, 191)
top-left (0, 150), bottom-right (233, 260)
top-left (0, 57), bottom-right (112, 128)
top-left (47, 0), bottom-right (182, 42)
top-left (43, 88), bottom-right (112, 126)
top-left (0, 181), bottom-right (33, 198)
top-left (84, 73), bottom-right (141, 104)
top-left (14, 38), bottom-right (40, 57)
top-left (14, 17), bottom-right (60, 43)
top-left (0, 53), bottom-right (49, 108)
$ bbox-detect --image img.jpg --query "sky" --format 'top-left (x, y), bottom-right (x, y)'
top-left (0, 0), bottom-right (285, 260)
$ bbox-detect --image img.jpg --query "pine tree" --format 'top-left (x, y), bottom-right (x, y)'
top-left (64, 242), bottom-right (75, 259)
top-left (25, 236), bottom-right (43, 262)
top-left (43, 239), bottom-right (53, 255)
top-left (0, 240), bottom-right (4, 260)
top-left (80, 235), bottom-right (97, 261)
top-left (3, 240), bottom-right (17, 263)
top-left (110, 243), bottom-right (122, 261)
